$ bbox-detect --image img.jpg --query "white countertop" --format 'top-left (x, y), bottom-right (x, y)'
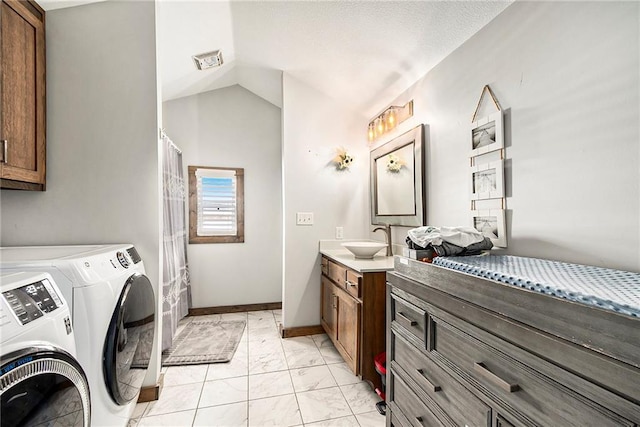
top-left (319, 240), bottom-right (395, 272)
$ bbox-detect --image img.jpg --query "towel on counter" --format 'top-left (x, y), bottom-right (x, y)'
top-left (406, 226), bottom-right (493, 257)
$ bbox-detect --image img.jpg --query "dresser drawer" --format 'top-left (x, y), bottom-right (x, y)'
top-left (391, 294), bottom-right (427, 345)
top-left (327, 259), bottom-right (347, 287)
top-left (390, 372), bottom-right (447, 427)
top-left (432, 315), bottom-right (632, 427)
top-left (392, 332), bottom-right (490, 427)
top-left (345, 269), bottom-right (361, 298)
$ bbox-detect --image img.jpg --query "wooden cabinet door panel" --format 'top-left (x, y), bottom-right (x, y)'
top-left (0, 0), bottom-right (45, 187)
top-left (321, 276), bottom-right (336, 339)
top-left (335, 285), bottom-right (361, 374)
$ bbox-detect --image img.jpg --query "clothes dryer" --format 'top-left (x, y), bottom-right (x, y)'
top-left (0, 245), bottom-right (156, 427)
top-left (0, 271), bottom-right (91, 426)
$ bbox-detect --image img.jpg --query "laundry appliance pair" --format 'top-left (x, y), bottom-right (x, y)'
top-left (0, 245), bottom-right (157, 427)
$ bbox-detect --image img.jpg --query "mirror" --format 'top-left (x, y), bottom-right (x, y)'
top-left (370, 124), bottom-right (425, 226)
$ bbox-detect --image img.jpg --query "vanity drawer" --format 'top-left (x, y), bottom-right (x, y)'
top-left (327, 260), bottom-right (347, 287)
top-left (390, 372), bottom-right (447, 427)
top-left (321, 257), bottom-right (328, 275)
top-left (432, 316), bottom-right (632, 427)
top-left (391, 294), bottom-right (427, 345)
top-left (345, 269), bottom-right (361, 298)
top-left (391, 332), bottom-right (490, 427)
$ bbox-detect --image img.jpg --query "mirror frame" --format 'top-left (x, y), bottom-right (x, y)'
top-left (370, 124), bottom-right (425, 226)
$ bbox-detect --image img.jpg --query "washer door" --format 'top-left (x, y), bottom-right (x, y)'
top-left (0, 347), bottom-right (91, 427)
top-left (103, 273), bottom-right (155, 405)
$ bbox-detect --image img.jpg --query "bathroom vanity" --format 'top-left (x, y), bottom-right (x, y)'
top-left (319, 244), bottom-right (393, 391)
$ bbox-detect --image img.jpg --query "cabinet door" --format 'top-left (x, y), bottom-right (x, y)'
top-left (321, 276), bottom-right (336, 338)
top-left (1, 0), bottom-right (46, 188)
top-left (335, 285), bottom-right (361, 374)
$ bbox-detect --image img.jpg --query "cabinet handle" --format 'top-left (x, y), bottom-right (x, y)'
top-left (332, 294), bottom-right (337, 309)
top-left (346, 280), bottom-right (357, 288)
top-left (1, 140), bottom-right (6, 164)
top-left (474, 362), bottom-right (520, 392)
top-left (396, 311), bottom-right (418, 327)
top-left (416, 368), bottom-right (441, 392)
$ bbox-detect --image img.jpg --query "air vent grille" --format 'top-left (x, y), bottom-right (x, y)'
top-left (192, 50), bottom-right (223, 70)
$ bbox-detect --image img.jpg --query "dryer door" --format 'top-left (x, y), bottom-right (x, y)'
top-left (0, 347), bottom-right (91, 427)
top-left (103, 273), bottom-right (155, 405)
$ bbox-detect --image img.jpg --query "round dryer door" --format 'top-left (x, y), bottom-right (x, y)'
top-left (103, 273), bottom-right (155, 405)
top-left (0, 347), bottom-right (91, 427)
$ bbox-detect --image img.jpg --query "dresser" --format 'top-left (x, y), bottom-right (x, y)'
top-left (386, 257), bottom-right (640, 427)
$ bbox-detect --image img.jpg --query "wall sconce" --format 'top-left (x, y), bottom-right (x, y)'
top-left (367, 100), bottom-right (413, 143)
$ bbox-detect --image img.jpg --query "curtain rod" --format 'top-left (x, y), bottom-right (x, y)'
top-left (160, 128), bottom-right (183, 154)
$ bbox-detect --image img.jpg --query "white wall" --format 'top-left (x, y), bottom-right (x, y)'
top-left (0, 1), bottom-right (163, 384)
top-left (282, 74), bottom-right (369, 328)
top-left (371, 1), bottom-right (640, 272)
top-left (163, 85), bottom-right (283, 308)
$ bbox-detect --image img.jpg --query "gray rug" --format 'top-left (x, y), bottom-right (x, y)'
top-left (162, 320), bottom-right (246, 366)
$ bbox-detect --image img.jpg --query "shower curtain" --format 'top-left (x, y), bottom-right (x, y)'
top-left (161, 131), bottom-right (191, 351)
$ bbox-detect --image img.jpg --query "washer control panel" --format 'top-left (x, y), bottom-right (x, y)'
top-left (2, 279), bottom-right (63, 325)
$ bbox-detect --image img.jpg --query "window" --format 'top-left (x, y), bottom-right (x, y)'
top-left (188, 166), bottom-right (244, 243)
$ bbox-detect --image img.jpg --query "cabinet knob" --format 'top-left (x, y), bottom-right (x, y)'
top-left (1, 140), bottom-right (7, 164)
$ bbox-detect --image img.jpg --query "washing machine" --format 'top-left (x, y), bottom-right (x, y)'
top-left (0, 271), bottom-right (91, 426)
top-left (0, 245), bottom-right (156, 427)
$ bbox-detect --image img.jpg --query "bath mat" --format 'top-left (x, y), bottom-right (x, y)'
top-left (161, 319), bottom-right (246, 366)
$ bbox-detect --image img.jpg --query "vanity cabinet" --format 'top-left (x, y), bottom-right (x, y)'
top-left (1, 0), bottom-right (46, 191)
top-left (386, 259), bottom-right (640, 427)
top-left (320, 255), bottom-right (387, 391)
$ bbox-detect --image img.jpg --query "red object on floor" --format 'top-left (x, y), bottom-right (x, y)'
top-left (374, 352), bottom-right (386, 400)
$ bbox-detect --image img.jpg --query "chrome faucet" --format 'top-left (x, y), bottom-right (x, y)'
top-left (373, 223), bottom-right (393, 256)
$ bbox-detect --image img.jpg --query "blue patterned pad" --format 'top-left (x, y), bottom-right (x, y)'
top-left (432, 255), bottom-right (640, 318)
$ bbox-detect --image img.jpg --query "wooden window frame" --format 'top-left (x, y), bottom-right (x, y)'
top-left (188, 165), bottom-right (244, 244)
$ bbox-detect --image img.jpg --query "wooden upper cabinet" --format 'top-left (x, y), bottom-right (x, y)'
top-left (0, 0), bottom-right (46, 190)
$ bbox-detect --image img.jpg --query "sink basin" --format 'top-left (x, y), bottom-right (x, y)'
top-left (342, 241), bottom-right (387, 259)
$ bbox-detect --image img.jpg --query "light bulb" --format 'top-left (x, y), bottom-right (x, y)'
top-left (376, 117), bottom-right (384, 134)
top-left (387, 108), bottom-right (397, 127)
top-left (368, 123), bottom-right (375, 142)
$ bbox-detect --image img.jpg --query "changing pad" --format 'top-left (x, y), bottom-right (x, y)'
top-left (432, 255), bottom-right (640, 318)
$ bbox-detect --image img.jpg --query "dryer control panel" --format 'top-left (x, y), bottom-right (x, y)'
top-left (2, 278), bottom-right (63, 325)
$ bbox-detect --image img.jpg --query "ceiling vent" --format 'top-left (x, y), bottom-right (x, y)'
top-left (192, 50), bottom-right (224, 70)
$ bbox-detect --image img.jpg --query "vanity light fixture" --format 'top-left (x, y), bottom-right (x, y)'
top-left (367, 100), bottom-right (413, 143)
top-left (192, 49), bottom-right (224, 70)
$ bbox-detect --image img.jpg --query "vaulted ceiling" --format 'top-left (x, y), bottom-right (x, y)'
top-left (40, 0), bottom-right (513, 117)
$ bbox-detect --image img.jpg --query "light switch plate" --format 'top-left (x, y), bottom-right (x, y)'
top-left (296, 212), bottom-right (314, 225)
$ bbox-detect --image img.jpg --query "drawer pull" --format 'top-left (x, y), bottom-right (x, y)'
top-left (416, 368), bottom-right (441, 392)
top-left (474, 362), bottom-right (520, 393)
top-left (1, 140), bottom-right (7, 163)
top-left (346, 280), bottom-right (357, 288)
top-left (396, 311), bottom-right (418, 327)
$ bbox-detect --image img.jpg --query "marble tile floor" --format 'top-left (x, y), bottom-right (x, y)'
top-left (129, 310), bottom-right (385, 427)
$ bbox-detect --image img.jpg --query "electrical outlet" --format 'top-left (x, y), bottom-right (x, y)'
top-left (336, 226), bottom-right (344, 239)
top-left (296, 212), bottom-right (314, 225)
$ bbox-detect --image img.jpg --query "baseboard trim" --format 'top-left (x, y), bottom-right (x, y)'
top-left (280, 324), bottom-right (324, 338)
top-left (189, 302), bottom-right (282, 316)
top-left (137, 373), bottom-right (164, 403)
